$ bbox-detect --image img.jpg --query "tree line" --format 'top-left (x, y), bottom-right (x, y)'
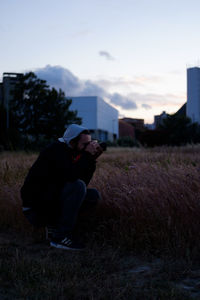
top-left (1, 71), bottom-right (200, 150)
top-left (137, 114), bottom-right (200, 147)
top-left (0, 72), bottom-right (81, 150)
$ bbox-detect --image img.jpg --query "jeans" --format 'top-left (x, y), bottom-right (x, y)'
top-left (23, 180), bottom-right (101, 238)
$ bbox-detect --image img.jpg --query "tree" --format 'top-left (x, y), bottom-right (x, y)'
top-left (10, 72), bottom-right (81, 148)
top-left (159, 114), bottom-right (200, 146)
top-left (138, 129), bottom-right (168, 147)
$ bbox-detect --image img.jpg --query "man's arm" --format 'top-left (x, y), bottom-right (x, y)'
top-left (67, 141), bottom-right (102, 185)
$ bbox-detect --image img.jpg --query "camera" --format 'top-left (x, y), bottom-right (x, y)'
top-left (99, 142), bottom-right (107, 151)
top-left (91, 140), bottom-right (107, 152)
top-left (89, 141), bottom-right (107, 159)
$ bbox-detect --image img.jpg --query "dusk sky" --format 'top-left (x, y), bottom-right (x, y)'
top-left (1, 0), bottom-right (200, 123)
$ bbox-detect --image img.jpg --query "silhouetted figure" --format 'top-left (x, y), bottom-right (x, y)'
top-left (21, 124), bottom-right (106, 251)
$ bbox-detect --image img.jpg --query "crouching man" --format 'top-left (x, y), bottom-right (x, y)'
top-left (21, 124), bottom-right (105, 251)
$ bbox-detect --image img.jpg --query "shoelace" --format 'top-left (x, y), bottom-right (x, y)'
top-left (62, 237), bottom-right (72, 246)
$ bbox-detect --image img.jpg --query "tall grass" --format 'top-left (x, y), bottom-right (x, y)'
top-left (1, 146), bottom-right (200, 257)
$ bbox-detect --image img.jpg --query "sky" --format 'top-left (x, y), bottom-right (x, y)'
top-left (1, 0), bottom-right (200, 123)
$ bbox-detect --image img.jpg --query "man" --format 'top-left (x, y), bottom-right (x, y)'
top-left (21, 124), bottom-right (104, 251)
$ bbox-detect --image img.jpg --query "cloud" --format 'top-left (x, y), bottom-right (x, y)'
top-left (33, 65), bottom-right (184, 114)
top-left (35, 65), bottom-right (106, 98)
top-left (35, 65), bottom-right (82, 96)
top-left (142, 104), bottom-right (152, 110)
top-left (99, 51), bottom-right (115, 61)
top-left (34, 65), bottom-right (138, 111)
top-left (110, 93), bottom-right (137, 110)
top-left (93, 75), bottom-right (162, 92)
top-left (128, 92), bottom-right (185, 107)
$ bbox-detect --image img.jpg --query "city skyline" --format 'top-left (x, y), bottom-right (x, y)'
top-left (1, 0), bottom-right (200, 123)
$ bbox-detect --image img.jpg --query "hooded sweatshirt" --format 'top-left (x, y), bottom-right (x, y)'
top-left (58, 124), bottom-right (88, 146)
top-left (21, 124), bottom-right (96, 211)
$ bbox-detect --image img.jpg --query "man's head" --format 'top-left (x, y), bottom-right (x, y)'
top-left (58, 124), bottom-right (90, 150)
top-left (70, 131), bottom-right (91, 152)
top-left (58, 124), bottom-right (103, 156)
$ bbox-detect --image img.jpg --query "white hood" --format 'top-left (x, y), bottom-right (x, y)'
top-left (58, 124), bottom-right (88, 146)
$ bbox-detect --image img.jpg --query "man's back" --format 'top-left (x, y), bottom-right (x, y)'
top-left (21, 141), bottom-right (96, 209)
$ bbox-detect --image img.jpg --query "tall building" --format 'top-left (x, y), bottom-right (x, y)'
top-left (187, 67), bottom-right (200, 124)
top-left (0, 72), bottom-right (23, 128)
top-left (69, 96), bottom-right (119, 142)
top-left (0, 82), bottom-right (3, 105)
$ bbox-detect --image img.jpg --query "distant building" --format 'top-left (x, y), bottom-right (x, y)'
top-left (154, 111), bottom-right (168, 128)
top-left (153, 103), bottom-right (186, 129)
top-left (187, 67), bottom-right (200, 124)
top-left (0, 82), bottom-right (3, 105)
top-left (119, 119), bottom-right (135, 139)
top-left (121, 117), bottom-right (145, 131)
top-left (0, 72), bottom-right (23, 128)
top-left (69, 96), bottom-right (119, 142)
top-left (0, 73), bottom-right (23, 107)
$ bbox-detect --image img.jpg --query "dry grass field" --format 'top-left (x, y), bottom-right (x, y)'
top-left (1, 146), bottom-right (200, 299)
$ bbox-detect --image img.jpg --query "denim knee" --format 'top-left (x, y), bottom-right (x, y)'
top-left (90, 189), bottom-right (101, 205)
top-left (72, 179), bottom-right (87, 196)
top-left (62, 179), bottom-right (87, 199)
top-left (85, 188), bottom-right (101, 205)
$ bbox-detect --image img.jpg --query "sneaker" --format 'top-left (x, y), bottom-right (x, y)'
top-left (45, 226), bottom-right (56, 240)
top-left (50, 236), bottom-right (85, 251)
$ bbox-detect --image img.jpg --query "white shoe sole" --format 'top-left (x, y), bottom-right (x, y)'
top-left (50, 241), bottom-right (85, 251)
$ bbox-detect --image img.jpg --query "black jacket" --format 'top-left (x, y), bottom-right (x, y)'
top-left (21, 141), bottom-right (96, 209)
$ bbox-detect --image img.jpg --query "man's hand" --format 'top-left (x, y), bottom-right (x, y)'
top-left (85, 141), bottom-right (103, 158)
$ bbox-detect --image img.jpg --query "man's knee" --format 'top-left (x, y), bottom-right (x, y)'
top-left (63, 179), bottom-right (86, 194)
top-left (73, 179), bottom-right (87, 195)
top-left (91, 189), bottom-right (101, 205)
top-left (83, 188), bottom-right (101, 207)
